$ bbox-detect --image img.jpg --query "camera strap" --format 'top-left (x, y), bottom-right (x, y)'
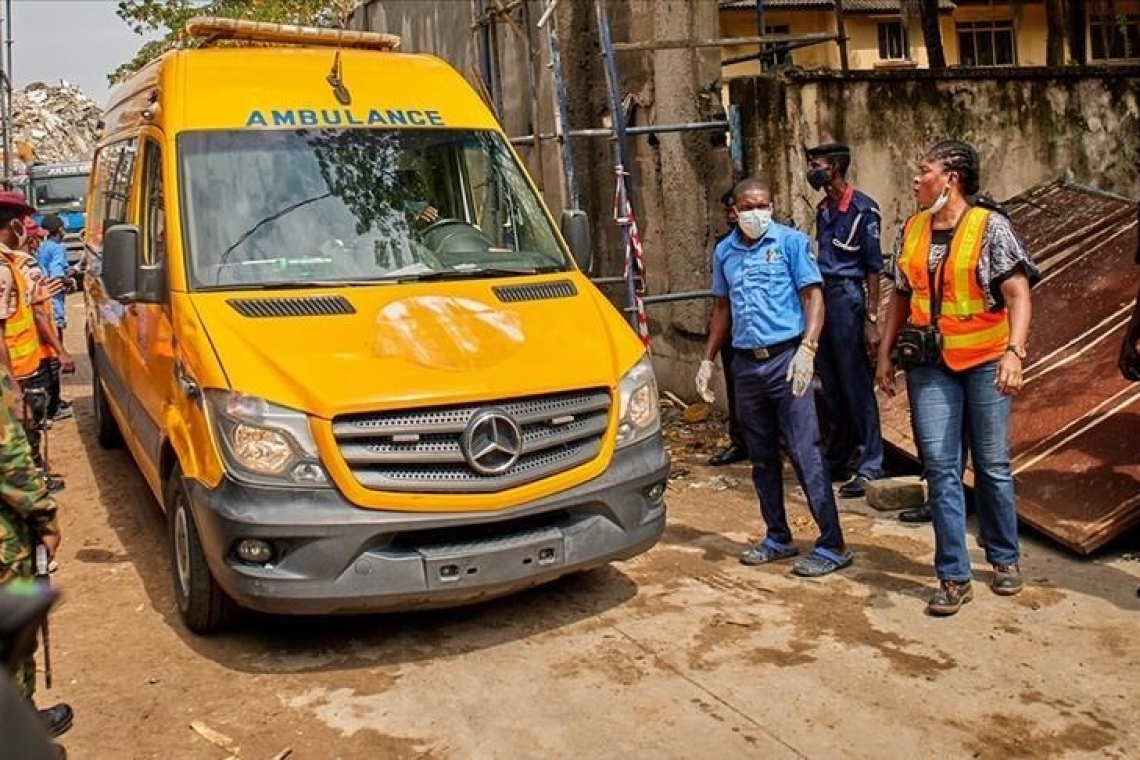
top-left (927, 235), bottom-right (954, 328)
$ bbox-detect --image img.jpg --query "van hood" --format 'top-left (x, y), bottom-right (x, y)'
top-left (189, 278), bottom-right (636, 418)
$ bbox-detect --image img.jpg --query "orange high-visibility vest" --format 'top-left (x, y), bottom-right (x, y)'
top-left (897, 207), bottom-right (1009, 371)
top-left (1, 251), bottom-right (43, 379)
top-left (10, 250), bottom-right (56, 362)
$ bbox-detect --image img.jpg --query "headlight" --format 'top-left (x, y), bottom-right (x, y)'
top-left (204, 390), bottom-right (331, 488)
top-left (615, 353), bottom-right (661, 448)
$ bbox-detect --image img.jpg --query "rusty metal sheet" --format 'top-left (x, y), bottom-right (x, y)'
top-left (878, 179), bottom-right (1140, 554)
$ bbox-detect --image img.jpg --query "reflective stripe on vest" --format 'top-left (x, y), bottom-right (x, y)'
top-left (897, 208), bottom-right (1009, 371)
top-left (2, 256), bottom-right (43, 378)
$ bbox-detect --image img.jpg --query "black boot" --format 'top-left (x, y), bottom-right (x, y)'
top-left (899, 503), bottom-right (933, 524)
top-left (708, 443), bottom-right (748, 466)
top-left (38, 703), bottom-right (73, 738)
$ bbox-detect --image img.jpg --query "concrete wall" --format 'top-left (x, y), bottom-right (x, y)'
top-left (353, 0), bottom-right (560, 198)
top-left (732, 67), bottom-right (1140, 254)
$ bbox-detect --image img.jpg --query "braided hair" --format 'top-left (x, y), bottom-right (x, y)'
top-left (924, 140), bottom-right (981, 196)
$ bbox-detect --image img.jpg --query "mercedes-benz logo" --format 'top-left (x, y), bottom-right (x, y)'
top-left (461, 409), bottom-right (523, 476)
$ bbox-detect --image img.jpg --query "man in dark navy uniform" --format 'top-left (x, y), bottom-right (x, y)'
top-left (707, 189), bottom-right (749, 466)
top-left (805, 142), bottom-right (884, 498)
top-left (696, 178), bottom-right (852, 577)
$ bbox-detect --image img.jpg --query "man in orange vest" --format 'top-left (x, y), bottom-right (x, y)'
top-left (0, 193), bottom-right (72, 490)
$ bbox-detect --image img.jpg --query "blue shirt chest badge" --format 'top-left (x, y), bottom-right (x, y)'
top-left (765, 248), bottom-right (780, 263)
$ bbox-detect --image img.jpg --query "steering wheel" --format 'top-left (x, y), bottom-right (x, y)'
top-left (417, 218), bottom-right (494, 263)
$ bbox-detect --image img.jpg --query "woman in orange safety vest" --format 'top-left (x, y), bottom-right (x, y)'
top-left (876, 140), bottom-right (1038, 618)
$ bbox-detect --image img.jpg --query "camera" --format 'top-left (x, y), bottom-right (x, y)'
top-left (892, 324), bottom-right (943, 370)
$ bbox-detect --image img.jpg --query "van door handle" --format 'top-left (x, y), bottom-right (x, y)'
top-left (174, 360), bottom-right (201, 401)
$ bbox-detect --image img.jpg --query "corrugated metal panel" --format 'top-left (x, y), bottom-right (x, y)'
top-left (878, 179), bottom-right (1140, 554)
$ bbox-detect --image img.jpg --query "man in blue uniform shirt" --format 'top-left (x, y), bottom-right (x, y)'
top-left (696, 178), bottom-right (852, 577)
top-left (805, 142), bottom-right (884, 499)
top-left (708, 188), bottom-right (749, 466)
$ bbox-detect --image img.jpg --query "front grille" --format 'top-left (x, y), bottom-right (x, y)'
top-left (493, 280), bottom-right (577, 303)
top-left (228, 295), bottom-right (355, 318)
top-left (333, 388), bottom-right (610, 493)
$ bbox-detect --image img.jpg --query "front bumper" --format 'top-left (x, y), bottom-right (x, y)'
top-left (186, 435), bottom-right (669, 615)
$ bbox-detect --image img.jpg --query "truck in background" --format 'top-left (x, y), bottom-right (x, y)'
top-left (28, 160), bottom-right (91, 267)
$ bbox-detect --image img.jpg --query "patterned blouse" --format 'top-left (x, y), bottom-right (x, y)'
top-left (888, 210), bottom-right (1040, 311)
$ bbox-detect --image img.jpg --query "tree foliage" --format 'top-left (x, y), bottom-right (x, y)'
top-left (112, 0), bottom-right (358, 84)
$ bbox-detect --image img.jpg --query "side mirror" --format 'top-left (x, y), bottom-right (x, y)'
top-left (102, 225), bottom-right (140, 302)
top-left (101, 224), bottom-right (166, 304)
top-left (560, 209), bottom-right (592, 272)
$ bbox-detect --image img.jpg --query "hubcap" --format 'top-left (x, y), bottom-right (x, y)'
top-left (174, 505), bottom-right (191, 601)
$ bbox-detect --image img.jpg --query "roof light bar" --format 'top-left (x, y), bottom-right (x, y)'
top-left (184, 16), bottom-right (401, 51)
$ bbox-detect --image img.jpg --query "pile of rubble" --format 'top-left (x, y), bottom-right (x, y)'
top-left (6, 80), bottom-right (102, 169)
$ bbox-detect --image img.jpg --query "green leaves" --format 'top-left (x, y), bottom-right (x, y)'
top-left (111, 0), bottom-right (358, 85)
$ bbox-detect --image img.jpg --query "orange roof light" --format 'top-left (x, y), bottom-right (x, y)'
top-left (184, 16), bottom-right (401, 51)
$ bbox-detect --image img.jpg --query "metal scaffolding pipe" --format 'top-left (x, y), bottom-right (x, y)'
top-left (618, 289), bottom-right (714, 311)
top-left (509, 119), bottom-right (729, 145)
top-left (519, 1), bottom-right (545, 190)
top-left (542, 2), bottom-right (580, 209)
top-left (594, 0), bottom-right (641, 338)
top-left (1, 0), bottom-right (10, 183)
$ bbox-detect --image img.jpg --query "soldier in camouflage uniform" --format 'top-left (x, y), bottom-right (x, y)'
top-left (0, 190), bottom-right (72, 741)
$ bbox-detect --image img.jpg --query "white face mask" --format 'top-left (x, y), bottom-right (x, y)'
top-left (737, 208), bottom-right (772, 239)
top-left (925, 174), bottom-right (954, 214)
top-left (10, 220), bottom-right (26, 249)
top-left (926, 185), bottom-right (950, 214)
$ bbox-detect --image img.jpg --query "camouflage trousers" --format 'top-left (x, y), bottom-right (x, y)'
top-left (1, 373), bottom-right (54, 701)
top-left (0, 558), bottom-right (37, 698)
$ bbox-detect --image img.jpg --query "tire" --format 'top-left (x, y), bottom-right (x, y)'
top-left (91, 356), bottom-right (124, 449)
top-left (166, 465), bottom-right (237, 633)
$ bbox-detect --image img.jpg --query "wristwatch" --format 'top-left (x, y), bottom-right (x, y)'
top-left (1005, 344), bottom-right (1027, 360)
top-left (866, 312), bottom-right (879, 324)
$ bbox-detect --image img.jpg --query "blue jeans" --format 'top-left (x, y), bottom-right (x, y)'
top-left (733, 349), bottom-right (845, 552)
top-left (818, 279), bottom-right (884, 480)
top-left (907, 361), bottom-right (1019, 581)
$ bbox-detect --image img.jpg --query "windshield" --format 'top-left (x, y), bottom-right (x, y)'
top-left (178, 128), bottom-right (570, 289)
top-left (30, 175), bottom-right (88, 209)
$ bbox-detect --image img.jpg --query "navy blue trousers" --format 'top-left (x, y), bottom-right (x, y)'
top-left (719, 343), bottom-right (745, 447)
top-left (732, 349), bottom-right (845, 552)
top-left (817, 278), bottom-right (884, 480)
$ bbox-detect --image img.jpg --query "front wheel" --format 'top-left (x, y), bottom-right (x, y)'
top-left (165, 465), bottom-right (237, 633)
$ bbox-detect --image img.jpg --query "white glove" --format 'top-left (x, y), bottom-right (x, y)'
top-left (695, 359), bottom-right (716, 403)
top-left (785, 344), bottom-right (816, 397)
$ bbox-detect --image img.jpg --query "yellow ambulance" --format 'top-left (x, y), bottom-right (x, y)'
top-left (84, 18), bottom-right (667, 633)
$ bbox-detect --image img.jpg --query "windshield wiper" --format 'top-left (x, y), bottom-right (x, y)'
top-left (215, 191), bottom-right (334, 277)
top-left (218, 279), bottom-right (379, 291)
top-left (395, 265), bottom-right (564, 281)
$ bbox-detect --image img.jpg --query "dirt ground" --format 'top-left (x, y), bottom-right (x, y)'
top-left (36, 299), bottom-right (1140, 759)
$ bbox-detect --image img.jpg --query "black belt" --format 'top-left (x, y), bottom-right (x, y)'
top-left (823, 275), bottom-right (859, 287)
top-left (743, 336), bottom-right (800, 360)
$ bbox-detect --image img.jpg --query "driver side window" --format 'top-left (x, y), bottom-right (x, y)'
top-left (141, 140), bottom-right (166, 266)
